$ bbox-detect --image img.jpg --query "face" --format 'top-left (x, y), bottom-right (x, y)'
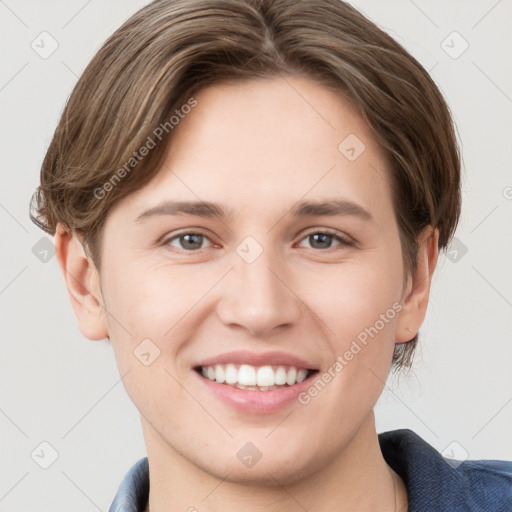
top-left (85, 76), bottom-right (417, 483)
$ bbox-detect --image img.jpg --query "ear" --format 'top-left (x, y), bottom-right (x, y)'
top-left (395, 227), bottom-right (439, 343)
top-left (55, 223), bottom-right (109, 341)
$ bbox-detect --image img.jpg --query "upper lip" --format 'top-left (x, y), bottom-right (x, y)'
top-left (194, 350), bottom-right (319, 370)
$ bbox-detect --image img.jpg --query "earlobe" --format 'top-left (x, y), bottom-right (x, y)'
top-left (395, 227), bottom-right (439, 343)
top-left (55, 223), bottom-right (109, 341)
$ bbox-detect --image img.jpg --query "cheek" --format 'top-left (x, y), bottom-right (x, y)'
top-left (310, 255), bottom-right (403, 342)
top-left (304, 249), bottom-right (404, 407)
top-left (100, 262), bottom-right (195, 419)
top-left (102, 257), bottom-right (173, 332)
top-left (100, 256), bottom-right (221, 369)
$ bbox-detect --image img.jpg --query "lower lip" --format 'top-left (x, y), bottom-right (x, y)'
top-left (194, 370), bottom-right (318, 414)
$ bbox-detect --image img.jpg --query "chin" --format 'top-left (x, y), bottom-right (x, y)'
top-left (192, 443), bottom-right (324, 487)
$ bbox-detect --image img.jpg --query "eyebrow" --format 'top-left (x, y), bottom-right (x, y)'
top-left (135, 198), bottom-right (372, 222)
top-left (290, 199), bottom-right (372, 220)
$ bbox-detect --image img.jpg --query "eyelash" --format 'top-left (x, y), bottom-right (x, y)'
top-left (161, 228), bottom-right (354, 253)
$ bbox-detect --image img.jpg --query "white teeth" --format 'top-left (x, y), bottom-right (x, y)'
top-left (215, 364), bottom-right (225, 383)
top-left (286, 367), bottom-right (297, 386)
top-left (225, 364), bottom-right (238, 384)
top-left (275, 366), bottom-right (287, 385)
top-left (199, 363), bottom-right (312, 388)
top-left (296, 368), bottom-right (308, 383)
top-left (238, 364), bottom-right (256, 386)
top-left (256, 366), bottom-right (275, 387)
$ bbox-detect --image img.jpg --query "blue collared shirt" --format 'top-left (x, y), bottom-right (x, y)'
top-left (109, 429), bottom-right (512, 511)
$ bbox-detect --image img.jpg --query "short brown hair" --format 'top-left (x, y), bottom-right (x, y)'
top-left (30, 0), bottom-right (461, 371)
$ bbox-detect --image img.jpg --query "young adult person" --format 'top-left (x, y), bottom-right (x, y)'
top-left (30, 1), bottom-right (512, 510)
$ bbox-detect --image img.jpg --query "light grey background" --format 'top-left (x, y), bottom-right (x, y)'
top-left (1, 0), bottom-right (511, 510)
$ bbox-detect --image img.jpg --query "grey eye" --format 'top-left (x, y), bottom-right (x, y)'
top-left (167, 233), bottom-right (210, 251)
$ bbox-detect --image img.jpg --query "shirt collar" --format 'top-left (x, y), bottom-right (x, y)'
top-left (378, 428), bottom-right (469, 510)
top-left (109, 456), bottom-right (149, 512)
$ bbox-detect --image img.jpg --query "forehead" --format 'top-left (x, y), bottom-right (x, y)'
top-left (111, 75), bottom-right (393, 222)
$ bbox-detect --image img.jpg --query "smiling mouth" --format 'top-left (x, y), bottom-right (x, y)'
top-left (194, 363), bottom-right (319, 391)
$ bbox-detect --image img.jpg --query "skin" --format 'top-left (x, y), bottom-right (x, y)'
top-left (56, 75), bottom-right (438, 511)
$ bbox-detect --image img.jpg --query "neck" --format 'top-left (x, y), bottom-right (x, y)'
top-left (142, 413), bottom-right (408, 512)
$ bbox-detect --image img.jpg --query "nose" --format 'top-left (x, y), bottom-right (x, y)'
top-left (216, 244), bottom-right (302, 337)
